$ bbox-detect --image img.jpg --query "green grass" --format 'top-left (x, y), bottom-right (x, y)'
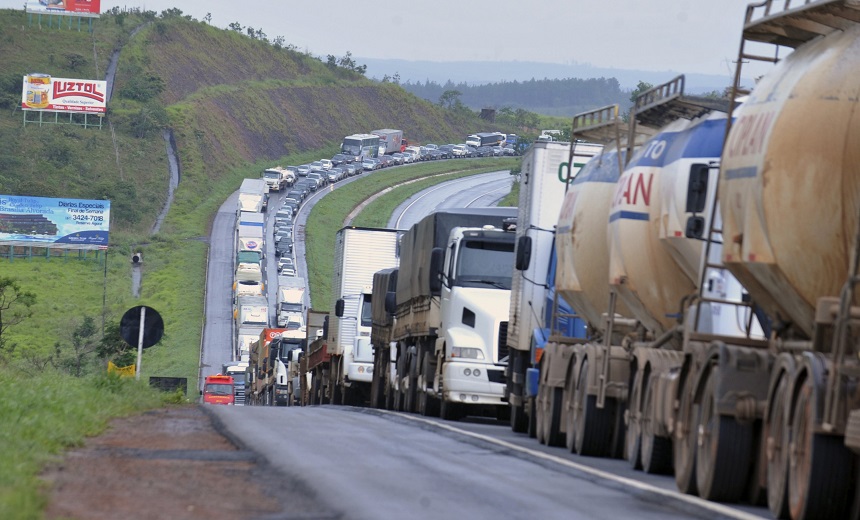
top-left (304, 158), bottom-right (518, 309)
top-left (0, 370), bottom-right (175, 520)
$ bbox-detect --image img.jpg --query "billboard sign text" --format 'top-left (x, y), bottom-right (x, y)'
top-left (25, 0), bottom-right (101, 17)
top-left (21, 74), bottom-right (107, 114)
top-left (0, 195), bottom-right (110, 246)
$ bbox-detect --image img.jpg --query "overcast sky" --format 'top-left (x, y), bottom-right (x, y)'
top-left (4, 0), bottom-right (766, 76)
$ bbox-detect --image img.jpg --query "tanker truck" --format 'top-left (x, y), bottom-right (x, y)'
top-left (504, 139), bottom-right (601, 434)
top-left (669, 2), bottom-right (860, 518)
top-left (389, 207), bottom-right (518, 420)
top-left (535, 76), bottom-right (752, 470)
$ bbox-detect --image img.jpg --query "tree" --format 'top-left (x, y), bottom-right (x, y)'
top-left (53, 316), bottom-right (101, 377)
top-left (228, 21), bottom-right (242, 32)
top-left (0, 277), bottom-right (36, 355)
top-left (203, 12), bottom-right (211, 24)
top-left (97, 320), bottom-right (135, 366)
top-left (629, 80), bottom-right (654, 103)
top-left (64, 53), bottom-right (87, 72)
top-left (439, 90), bottom-right (462, 109)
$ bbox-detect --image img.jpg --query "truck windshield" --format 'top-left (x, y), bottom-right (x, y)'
top-left (264, 172), bottom-right (280, 179)
top-left (280, 303), bottom-right (303, 313)
top-left (455, 239), bottom-right (514, 290)
top-left (204, 383), bottom-right (233, 396)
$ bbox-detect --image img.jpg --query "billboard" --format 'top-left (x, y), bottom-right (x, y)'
top-left (25, 0), bottom-right (101, 17)
top-left (21, 74), bottom-right (107, 114)
top-left (0, 195), bottom-right (110, 247)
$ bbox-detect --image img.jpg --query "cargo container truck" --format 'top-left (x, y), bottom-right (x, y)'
top-left (380, 207), bottom-right (518, 420)
top-left (234, 296), bottom-right (269, 359)
top-left (236, 211), bottom-right (265, 254)
top-left (371, 129), bottom-right (404, 155)
top-left (306, 227), bottom-right (404, 406)
top-left (236, 326), bottom-right (264, 362)
top-left (272, 334), bottom-right (304, 406)
top-left (222, 362), bottom-right (249, 405)
top-left (276, 276), bottom-right (307, 328)
top-left (369, 267), bottom-right (399, 409)
top-left (304, 309), bottom-right (329, 405)
top-left (245, 328), bottom-right (287, 405)
top-left (504, 139), bottom-right (601, 434)
top-left (237, 178), bottom-right (269, 214)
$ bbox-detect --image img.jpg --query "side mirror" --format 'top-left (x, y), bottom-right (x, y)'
top-left (335, 299), bottom-right (345, 318)
top-left (515, 235), bottom-right (532, 271)
top-left (429, 247), bottom-right (444, 294)
top-left (686, 163), bottom-right (709, 213)
top-left (385, 291), bottom-right (396, 316)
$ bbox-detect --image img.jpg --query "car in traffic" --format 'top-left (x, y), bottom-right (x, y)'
top-left (307, 172), bottom-right (327, 188)
top-left (297, 164), bottom-right (311, 176)
top-left (319, 159), bottom-right (333, 171)
top-left (277, 256), bottom-right (295, 273)
top-left (377, 155), bottom-right (394, 168)
top-left (330, 154), bottom-right (350, 166)
top-left (362, 157), bottom-right (381, 171)
top-left (310, 161), bottom-right (325, 172)
top-left (343, 163), bottom-right (358, 176)
top-left (326, 169), bottom-right (340, 183)
top-left (275, 237), bottom-right (293, 257)
top-left (475, 146), bottom-right (495, 157)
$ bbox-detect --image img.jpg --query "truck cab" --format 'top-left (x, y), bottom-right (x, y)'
top-left (433, 224), bottom-right (516, 411)
top-left (203, 374), bottom-right (235, 405)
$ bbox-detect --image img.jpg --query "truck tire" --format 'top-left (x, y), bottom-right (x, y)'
top-left (640, 377), bottom-right (672, 474)
top-left (440, 398), bottom-right (462, 421)
top-left (695, 368), bottom-right (752, 502)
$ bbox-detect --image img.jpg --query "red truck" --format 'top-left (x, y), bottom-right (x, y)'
top-left (202, 374), bottom-right (235, 405)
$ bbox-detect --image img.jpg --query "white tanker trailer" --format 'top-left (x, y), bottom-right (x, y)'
top-left (699, 2), bottom-right (860, 518)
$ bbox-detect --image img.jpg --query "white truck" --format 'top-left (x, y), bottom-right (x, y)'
top-left (380, 208), bottom-right (518, 420)
top-left (234, 295), bottom-right (269, 334)
top-left (306, 227), bottom-right (404, 406)
top-left (237, 178), bottom-right (269, 214)
top-left (236, 326), bottom-right (264, 362)
top-left (504, 139), bottom-right (601, 432)
top-left (371, 128), bottom-right (404, 155)
top-left (276, 276), bottom-right (307, 328)
top-left (262, 166), bottom-right (294, 192)
top-left (236, 211), bottom-right (265, 254)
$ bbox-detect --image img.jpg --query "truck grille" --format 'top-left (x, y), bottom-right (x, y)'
top-left (497, 321), bottom-right (509, 361)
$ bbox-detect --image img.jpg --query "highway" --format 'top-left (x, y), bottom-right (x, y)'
top-left (200, 163), bottom-right (772, 519)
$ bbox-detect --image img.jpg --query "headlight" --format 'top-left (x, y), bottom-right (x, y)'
top-left (451, 347), bottom-right (484, 360)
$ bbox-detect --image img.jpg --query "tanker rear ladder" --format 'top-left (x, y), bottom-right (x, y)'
top-left (823, 204), bottom-right (860, 433)
top-left (725, 0), bottom-right (860, 136)
top-left (629, 75), bottom-right (729, 133)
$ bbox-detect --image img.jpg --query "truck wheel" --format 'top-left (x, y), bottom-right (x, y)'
top-left (510, 402), bottom-right (527, 433)
top-left (542, 386), bottom-right (564, 447)
top-left (766, 372), bottom-right (790, 519)
top-left (419, 355), bottom-right (439, 417)
top-left (527, 396), bottom-right (537, 439)
top-left (564, 372), bottom-right (578, 453)
top-left (574, 359), bottom-right (616, 457)
top-left (405, 352), bottom-right (418, 413)
top-left (625, 369), bottom-right (643, 469)
top-left (674, 371), bottom-right (698, 495)
top-left (310, 373), bottom-right (320, 405)
top-left (640, 377), bottom-right (672, 474)
top-left (787, 375), bottom-right (855, 520)
top-left (695, 368), bottom-right (753, 502)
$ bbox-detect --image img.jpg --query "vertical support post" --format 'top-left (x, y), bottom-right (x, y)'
top-left (135, 306), bottom-right (146, 380)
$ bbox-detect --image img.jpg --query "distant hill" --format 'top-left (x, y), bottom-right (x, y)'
top-left (360, 58), bottom-right (749, 113)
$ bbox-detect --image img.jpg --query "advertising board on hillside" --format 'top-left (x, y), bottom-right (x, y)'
top-left (0, 195), bottom-right (110, 248)
top-left (21, 74), bottom-right (107, 114)
top-left (25, 0), bottom-right (101, 17)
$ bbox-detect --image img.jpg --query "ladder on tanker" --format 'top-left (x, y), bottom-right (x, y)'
top-left (690, 0), bottom-right (860, 343)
